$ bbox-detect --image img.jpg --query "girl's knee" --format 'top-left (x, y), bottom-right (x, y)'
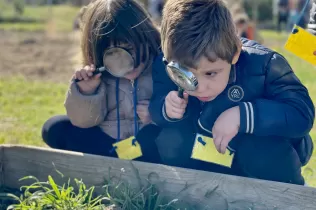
top-left (155, 127), bottom-right (196, 166)
top-left (42, 115), bottom-right (70, 148)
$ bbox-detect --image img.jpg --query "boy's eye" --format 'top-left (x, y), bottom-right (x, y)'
top-left (206, 72), bottom-right (217, 77)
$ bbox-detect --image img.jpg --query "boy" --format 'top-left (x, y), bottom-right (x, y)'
top-left (149, 0), bottom-right (315, 185)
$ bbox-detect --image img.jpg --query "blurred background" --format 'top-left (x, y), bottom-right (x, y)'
top-left (0, 0), bottom-right (316, 186)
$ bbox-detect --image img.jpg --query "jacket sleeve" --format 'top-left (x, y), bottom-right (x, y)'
top-left (238, 53), bottom-right (315, 138)
top-left (149, 54), bottom-right (199, 127)
top-left (307, 0), bottom-right (316, 35)
top-left (64, 81), bottom-right (107, 128)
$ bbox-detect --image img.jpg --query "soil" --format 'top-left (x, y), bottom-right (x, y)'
top-left (0, 30), bottom-right (82, 83)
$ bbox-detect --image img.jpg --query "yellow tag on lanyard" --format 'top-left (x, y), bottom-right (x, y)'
top-left (191, 133), bottom-right (234, 167)
top-left (284, 25), bottom-right (316, 66)
top-left (112, 136), bottom-right (142, 160)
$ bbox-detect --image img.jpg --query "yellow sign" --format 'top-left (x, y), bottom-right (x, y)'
top-left (191, 133), bottom-right (234, 167)
top-left (113, 136), bottom-right (142, 160)
top-left (284, 25), bottom-right (316, 66)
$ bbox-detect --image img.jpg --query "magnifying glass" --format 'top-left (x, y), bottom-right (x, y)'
top-left (163, 58), bottom-right (198, 98)
top-left (74, 47), bottom-right (135, 82)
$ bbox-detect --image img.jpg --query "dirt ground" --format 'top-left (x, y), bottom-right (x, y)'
top-left (0, 30), bottom-right (82, 83)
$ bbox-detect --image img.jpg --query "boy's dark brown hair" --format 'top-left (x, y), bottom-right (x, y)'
top-left (161, 0), bottom-right (241, 68)
top-left (80, 0), bottom-right (161, 69)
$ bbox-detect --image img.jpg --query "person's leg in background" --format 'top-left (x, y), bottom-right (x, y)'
top-left (287, 10), bottom-right (297, 31)
top-left (278, 12), bottom-right (283, 32)
top-left (277, 10), bottom-right (289, 32)
top-left (231, 135), bottom-right (305, 185)
top-left (42, 115), bottom-right (117, 157)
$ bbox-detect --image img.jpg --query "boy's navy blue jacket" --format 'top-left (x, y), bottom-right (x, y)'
top-left (149, 38), bottom-right (315, 165)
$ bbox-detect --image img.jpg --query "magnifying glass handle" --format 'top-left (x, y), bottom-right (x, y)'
top-left (178, 87), bottom-right (184, 98)
top-left (73, 67), bottom-right (105, 83)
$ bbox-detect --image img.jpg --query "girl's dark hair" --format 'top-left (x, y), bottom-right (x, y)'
top-left (81, 0), bottom-right (161, 69)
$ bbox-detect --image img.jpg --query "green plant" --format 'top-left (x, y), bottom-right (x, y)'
top-left (103, 172), bottom-right (183, 210)
top-left (1, 175), bottom-right (108, 210)
top-left (0, 169), bottom-right (191, 210)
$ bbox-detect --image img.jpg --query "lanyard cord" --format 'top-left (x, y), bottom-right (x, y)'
top-left (114, 79), bottom-right (139, 143)
top-left (295, 0), bottom-right (310, 25)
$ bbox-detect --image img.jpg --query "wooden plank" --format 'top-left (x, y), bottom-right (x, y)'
top-left (1, 144), bottom-right (316, 209)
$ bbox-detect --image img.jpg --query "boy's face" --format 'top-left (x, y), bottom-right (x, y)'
top-left (186, 51), bottom-right (240, 102)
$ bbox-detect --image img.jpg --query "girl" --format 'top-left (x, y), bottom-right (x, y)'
top-left (42, 0), bottom-right (162, 163)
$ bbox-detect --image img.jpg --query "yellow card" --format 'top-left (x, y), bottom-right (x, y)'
top-left (284, 25), bottom-right (316, 66)
top-left (191, 133), bottom-right (234, 167)
top-left (112, 136), bottom-right (143, 160)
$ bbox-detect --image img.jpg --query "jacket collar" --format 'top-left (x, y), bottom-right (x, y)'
top-left (228, 64), bottom-right (237, 84)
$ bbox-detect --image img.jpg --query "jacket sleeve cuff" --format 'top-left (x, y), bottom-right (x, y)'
top-left (162, 102), bottom-right (184, 122)
top-left (239, 102), bottom-right (255, 134)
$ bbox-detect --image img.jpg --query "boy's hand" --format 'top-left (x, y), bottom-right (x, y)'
top-left (73, 64), bottom-right (101, 95)
top-left (212, 106), bottom-right (240, 154)
top-left (165, 91), bottom-right (188, 119)
top-left (137, 100), bottom-right (152, 125)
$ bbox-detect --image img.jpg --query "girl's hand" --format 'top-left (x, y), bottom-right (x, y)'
top-left (73, 64), bottom-right (101, 95)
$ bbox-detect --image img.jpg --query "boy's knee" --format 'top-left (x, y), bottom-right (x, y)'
top-left (233, 136), bottom-right (304, 185)
top-left (135, 124), bottom-right (162, 164)
top-left (42, 115), bottom-right (70, 148)
top-left (155, 126), bottom-right (195, 167)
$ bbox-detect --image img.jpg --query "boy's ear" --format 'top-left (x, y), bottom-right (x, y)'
top-left (232, 41), bottom-right (242, 65)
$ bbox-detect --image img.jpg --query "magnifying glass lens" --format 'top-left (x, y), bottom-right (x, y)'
top-left (166, 65), bottom-right (197, 91)
top-left (103, 48), bottom-right (134, 77)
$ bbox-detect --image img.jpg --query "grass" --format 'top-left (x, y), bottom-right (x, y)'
top-left (260, 30), bottom-right (290, 44)
top-left (0, 4), bottom-right (80, 32)
top-left (0, 76), bottom-right (67, 146)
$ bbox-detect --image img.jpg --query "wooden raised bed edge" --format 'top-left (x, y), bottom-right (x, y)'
top-left (0, 144), bottom-right (316, 209)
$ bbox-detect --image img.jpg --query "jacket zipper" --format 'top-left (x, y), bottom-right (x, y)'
top-left (200, 101), bottom-right (205, 108)
top-left (130, 79), bottom-right (134, 88)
